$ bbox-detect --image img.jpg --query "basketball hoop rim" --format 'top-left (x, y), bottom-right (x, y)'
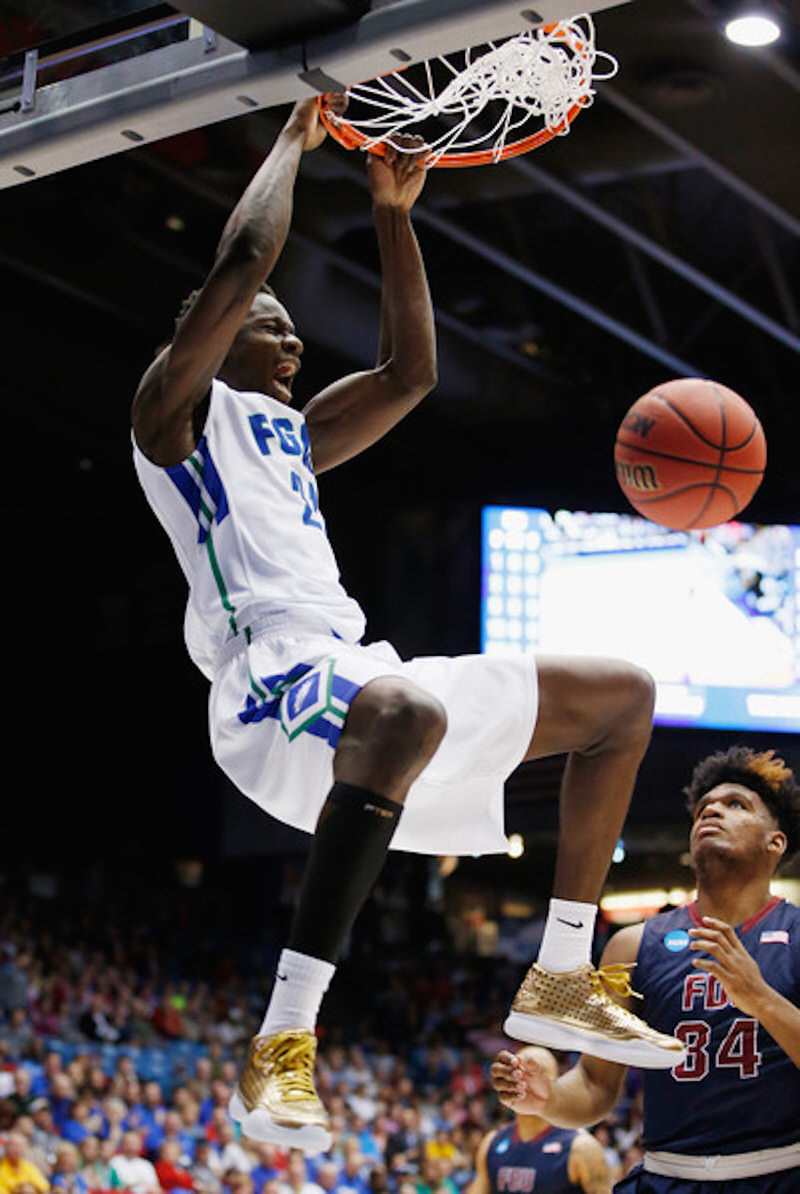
top-left (317, 95), bottom-right (584, 167)
top-left (314, 18), bottom-right (611, 167)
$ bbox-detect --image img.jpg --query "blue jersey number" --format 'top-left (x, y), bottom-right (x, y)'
top-left (249, 414), bottom-right (321, 529)
top-left (291, 472), bottom-right (324, 530)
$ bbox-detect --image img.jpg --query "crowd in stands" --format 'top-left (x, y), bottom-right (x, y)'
top-left (0, 873), bottom-right (646, 1194)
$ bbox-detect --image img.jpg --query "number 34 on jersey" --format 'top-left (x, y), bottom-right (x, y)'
top-left (673, 971), bottom-right (762, 1081)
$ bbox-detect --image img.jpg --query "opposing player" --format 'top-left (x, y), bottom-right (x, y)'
top-left (491, 747), bottom-right (800, 1190)
top-left (467, 1047), bottom-right (612, 1194)
top-left (131, 95), bottom-right (682, 1156)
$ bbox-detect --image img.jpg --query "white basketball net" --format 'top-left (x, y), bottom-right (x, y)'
top-left (327, 15), bottom-right (618, 164)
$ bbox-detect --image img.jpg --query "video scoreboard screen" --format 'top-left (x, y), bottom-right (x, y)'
top-left (481, 506), bottom-right (800, 733)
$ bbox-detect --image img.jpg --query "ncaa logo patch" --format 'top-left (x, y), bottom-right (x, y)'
top-left (664, 929), bottom-right (690, 952)
top-left (495, 1138), bottom-right (510, 1155)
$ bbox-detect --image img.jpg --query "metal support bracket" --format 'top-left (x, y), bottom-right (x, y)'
top-left (20, 50), bottom-right (39, 114)
top-left (0, 0), bottom-right (628, 188)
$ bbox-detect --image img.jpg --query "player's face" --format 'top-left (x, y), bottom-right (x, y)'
top-left (689, 782), bottom-right (784, 870)
top-left (228, 293), bottom-right (304, 403)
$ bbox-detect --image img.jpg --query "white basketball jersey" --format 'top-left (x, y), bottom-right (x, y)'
top-left (133, 378), bottom-right (366, 678)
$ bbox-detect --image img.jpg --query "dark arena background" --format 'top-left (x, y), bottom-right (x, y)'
top-left (1, 1), bottom-right (799, 1188)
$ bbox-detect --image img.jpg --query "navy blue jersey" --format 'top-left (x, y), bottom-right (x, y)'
top-left (635, 897), bottom-right (800, 1154)
top-left (485, 1123), bottom-right (583, 1194)
top-left (614, 1167), bottom-right (799, 1193)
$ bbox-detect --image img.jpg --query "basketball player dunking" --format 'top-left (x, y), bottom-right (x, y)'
top-left (131, 95), bottom-right (682, 1156)
top-left (492, 747), bottom-right (800, 1192)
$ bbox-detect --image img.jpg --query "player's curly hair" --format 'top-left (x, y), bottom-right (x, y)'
top-left (684, 746), bottom-right (800, 860)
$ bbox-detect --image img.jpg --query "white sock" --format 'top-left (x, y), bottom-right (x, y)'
top-left (536, 899), bottom-right (597, 973)
top-left (260, 948), bottom-right (336, 1036)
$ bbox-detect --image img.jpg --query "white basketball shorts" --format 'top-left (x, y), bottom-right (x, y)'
top-left (209, 625), bottom-right (539, 856)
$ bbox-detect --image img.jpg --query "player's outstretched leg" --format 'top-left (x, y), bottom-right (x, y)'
top-left (503, 656), bottom-right (684, 1068)
top-left (230, 677), bottom-right (447, 1152)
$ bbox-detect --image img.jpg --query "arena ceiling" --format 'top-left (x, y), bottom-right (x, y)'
top-left (2, 0), bottom-right (799, 887)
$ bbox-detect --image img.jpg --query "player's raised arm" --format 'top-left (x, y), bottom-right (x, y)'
top-left (132, 97), bottom-right (340, 467)
top-left (492, 927), bottom-right (643, 1128)
top-left (302, 138), bottom-right (437, 475)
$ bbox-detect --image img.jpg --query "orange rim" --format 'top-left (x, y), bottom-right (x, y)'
top-left (318, 96), bottom-right (583, 167)
top-left (317, 22), bottom-right (592, 166)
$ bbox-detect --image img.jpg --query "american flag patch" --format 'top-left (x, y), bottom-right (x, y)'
top-left (760, 930), bottom-right (789, 944)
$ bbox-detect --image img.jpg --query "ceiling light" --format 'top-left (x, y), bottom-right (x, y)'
top-left (507, 833), bottom-right (525, 859)
top-left (724, 12), bottom-right (781, 45)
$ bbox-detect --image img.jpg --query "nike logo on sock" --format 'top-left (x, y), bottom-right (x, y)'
top-left (556, 917), bottom-right (584, 930)
top-left (275, 972), bottom-right (288, 981)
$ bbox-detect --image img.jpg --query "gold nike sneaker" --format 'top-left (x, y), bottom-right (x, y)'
top-left (503, 962), bottom-right (686, 1069)
top-left (228, 1029), bottom-right (332, 1154)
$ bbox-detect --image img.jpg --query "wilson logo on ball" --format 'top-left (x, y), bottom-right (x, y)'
top-left (616, 461), bottom-right (660, 491)
top-left (622, 412), bottom-right (657, 439)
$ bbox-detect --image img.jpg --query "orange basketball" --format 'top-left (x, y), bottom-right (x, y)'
top-left (614, 378), bottom-right (766, 530)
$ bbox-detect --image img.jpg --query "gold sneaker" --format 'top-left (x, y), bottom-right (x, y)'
top-left (228, 1029), bottom-right (331, 1154)
top-left (504, 962), bottom-right (686, 1069)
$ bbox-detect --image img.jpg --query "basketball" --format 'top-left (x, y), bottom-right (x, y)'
top-left (614, 378), bottom-right (766, 531)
